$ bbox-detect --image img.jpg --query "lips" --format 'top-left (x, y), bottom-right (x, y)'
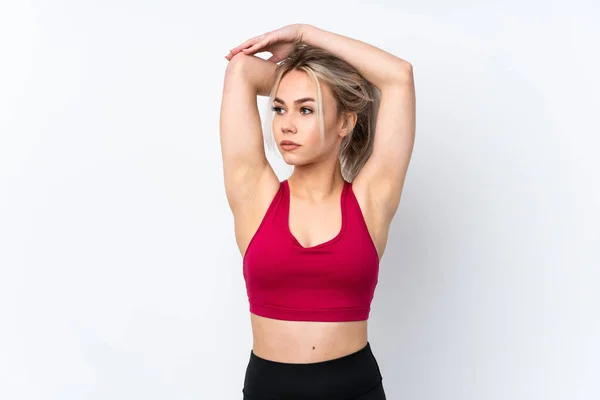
top-left (280, 140), bottom-right (301, 151)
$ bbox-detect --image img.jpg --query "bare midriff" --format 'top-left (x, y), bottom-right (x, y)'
top-left (250, 313), bottom-right (368, 363)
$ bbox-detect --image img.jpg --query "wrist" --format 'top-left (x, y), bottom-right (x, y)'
top-left (299, 24), bottom-right (318, 44)
top-left (233, 54), bottom-right (277, 96)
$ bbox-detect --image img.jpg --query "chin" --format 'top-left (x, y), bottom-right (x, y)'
top-left (281, 153), bottom-right (308, 166)
top-left (282, 155), bottom-right (300, 166)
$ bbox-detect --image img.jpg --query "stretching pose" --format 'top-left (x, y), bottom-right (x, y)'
top-left (221, 23), bottom-right (416, 399)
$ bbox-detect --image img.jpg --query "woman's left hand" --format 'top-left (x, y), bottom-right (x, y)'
top-left (225, 24), bottom-right (310, 63)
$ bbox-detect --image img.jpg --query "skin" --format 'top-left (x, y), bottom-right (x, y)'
top-left (244, 69), bottom-right (380, 363)
top-left (222, 24), bottom-right (415, 364)
top-left (272, 69), bottom-right (356, 196)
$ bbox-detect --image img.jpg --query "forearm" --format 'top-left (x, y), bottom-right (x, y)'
top-left (300, 24), bottom-right (412, 90)
top-left (225, 52), bottom-right (277, 97)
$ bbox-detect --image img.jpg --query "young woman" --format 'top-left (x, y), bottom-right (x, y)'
top-left (221, 23), bottom-right (415, 400)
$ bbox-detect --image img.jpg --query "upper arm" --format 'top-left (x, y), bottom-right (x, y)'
top-left (353, 65), bottom-right (416, 220)
top-left (219, 56), bottom-right (276, 212)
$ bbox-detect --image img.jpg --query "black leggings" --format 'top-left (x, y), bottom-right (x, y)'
top-left (242, 342), bottom-right (386, 400)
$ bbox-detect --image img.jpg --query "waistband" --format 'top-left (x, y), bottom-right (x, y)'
top-left (243, 342), bottom-right (382, 399)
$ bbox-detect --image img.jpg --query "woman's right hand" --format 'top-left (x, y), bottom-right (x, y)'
top-left (225, 24), bottom-right (311, 63)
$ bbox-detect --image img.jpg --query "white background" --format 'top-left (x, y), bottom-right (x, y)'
top-left (1, 1), bottom-right (598, 399)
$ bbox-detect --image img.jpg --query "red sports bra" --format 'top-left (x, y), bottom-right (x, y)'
top-left (242, 179), bottom-right (380, 322)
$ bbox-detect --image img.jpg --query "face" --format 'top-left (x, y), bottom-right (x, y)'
top-left (272, 69), bottom-right (354, 165)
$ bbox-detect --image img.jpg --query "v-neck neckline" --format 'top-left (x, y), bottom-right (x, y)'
top-left (283, 179), bottom-right (348, 250)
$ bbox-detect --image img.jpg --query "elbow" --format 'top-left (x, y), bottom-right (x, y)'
top-left (395, 62), bottom-right (413, 82)
top-left (380, 62), bottom-right (413, 89)
top-left (225, 52), bottom-right (252, 75)
top-left (379, 63), bottom-right (413, 92)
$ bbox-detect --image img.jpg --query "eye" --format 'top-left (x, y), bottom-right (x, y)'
top-left (271, 106), bottom-right (313, 115)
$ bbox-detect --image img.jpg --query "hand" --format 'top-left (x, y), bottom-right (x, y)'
top-left (225, 24), bottom-right (310, 63)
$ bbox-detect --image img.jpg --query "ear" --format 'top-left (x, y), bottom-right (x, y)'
top-left (341, 112), bottom-right (358, 137)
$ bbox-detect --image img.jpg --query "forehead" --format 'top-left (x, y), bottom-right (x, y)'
top-left (276, 69), bottom-right (333, 103)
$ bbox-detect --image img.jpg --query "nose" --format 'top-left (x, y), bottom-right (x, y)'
top-left (278, 111), bottom-right (298, 134)
top-left (282, 126), bottom-right (296, 134)
top-left (280, 120), bottom-right (297, 134)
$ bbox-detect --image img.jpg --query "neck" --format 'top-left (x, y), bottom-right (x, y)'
top-left (287, 162), bottom-right (345, 201)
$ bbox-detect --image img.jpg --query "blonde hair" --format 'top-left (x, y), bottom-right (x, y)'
top-left (263, 42), bottom-right (381, 182)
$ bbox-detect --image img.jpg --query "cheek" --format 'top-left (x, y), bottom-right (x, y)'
top-left (295, 115), bottom-right (318, 135)
top-left (305, 132), bottom-right (322, 148)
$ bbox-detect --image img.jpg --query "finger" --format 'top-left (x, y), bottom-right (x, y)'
top-left (242, 46), bottom-right (258, 55)
top-left (230, 34), bottom-right (265, 55)
top-left (242, 37), bottom-right (268, 55)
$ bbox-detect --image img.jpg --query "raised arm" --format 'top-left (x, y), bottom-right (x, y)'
top-left (299, 25), bottom-right (416, 221)
top-left (219, 53), bottom-right (278, 212)
top-left (227, 24), bottom-right (415, 221)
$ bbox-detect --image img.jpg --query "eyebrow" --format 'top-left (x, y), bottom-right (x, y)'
top-left (273, 97), bottom-right (315, 105)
